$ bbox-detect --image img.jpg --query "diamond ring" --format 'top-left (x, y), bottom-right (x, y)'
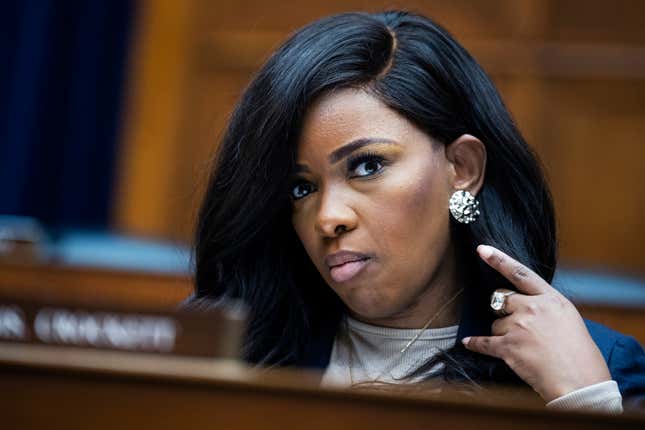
top-left (490, 290), bottom-right (516, 316)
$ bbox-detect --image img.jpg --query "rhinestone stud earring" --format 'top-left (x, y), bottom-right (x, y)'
top-left (449, 190), bottom-right (480, 224)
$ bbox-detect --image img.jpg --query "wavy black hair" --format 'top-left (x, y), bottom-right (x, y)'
top-left (190, 10), bottom-right (556, 386)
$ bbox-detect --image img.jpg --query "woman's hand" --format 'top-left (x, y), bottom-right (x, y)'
top-left (462, 245), bottom-right (612, 402)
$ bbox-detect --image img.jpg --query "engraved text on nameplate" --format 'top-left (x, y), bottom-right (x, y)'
top-left (0, 298), bottom-right (245, 358)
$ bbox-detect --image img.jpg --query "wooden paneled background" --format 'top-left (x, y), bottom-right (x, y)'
top-left (113, 0), bottom-right (645, 275)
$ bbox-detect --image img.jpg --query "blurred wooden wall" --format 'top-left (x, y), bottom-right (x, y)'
top-left (113, 0), bottom-right (645, 275)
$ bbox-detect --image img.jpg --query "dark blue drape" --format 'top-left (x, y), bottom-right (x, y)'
top-left (0, 0), bottom-right (134, 228)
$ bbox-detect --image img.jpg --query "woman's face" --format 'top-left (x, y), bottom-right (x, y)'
top-left (291, 88), bottom-right (462, 328)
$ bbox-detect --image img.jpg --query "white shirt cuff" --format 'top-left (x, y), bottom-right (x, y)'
top-left (546, 380), bottom-right (623, 414)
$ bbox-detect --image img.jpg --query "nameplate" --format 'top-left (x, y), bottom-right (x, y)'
top-left (0, 297), bottom-right (246, 358)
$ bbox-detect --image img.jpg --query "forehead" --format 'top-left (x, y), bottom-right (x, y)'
top-left (297, 88), bottom-right (421, 158)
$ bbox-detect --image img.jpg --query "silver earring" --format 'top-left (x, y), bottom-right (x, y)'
top-left (449, 190), bottom-right (480, 224)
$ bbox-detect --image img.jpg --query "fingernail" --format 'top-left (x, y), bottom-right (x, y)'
top-left (477, 245), bottom-right (494, 259)
top-left (461, 337), bottom-right (471, 346)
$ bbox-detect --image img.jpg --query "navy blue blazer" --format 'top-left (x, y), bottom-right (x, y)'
top-left (299, 300), bottom-right (645, 407)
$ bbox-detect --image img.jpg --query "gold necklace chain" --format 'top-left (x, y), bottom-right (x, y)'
top-left (346, 287), bottom-right (464, 385)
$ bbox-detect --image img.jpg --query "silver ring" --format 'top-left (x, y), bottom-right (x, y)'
top-left (490, 290), bottom-right (516, 316)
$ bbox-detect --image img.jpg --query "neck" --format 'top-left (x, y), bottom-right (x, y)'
top-left (348, 286), bottom-right (463, 329)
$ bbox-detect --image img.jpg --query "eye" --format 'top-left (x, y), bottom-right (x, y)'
top-left (347, 152), bottom-right (386, 178)
top-left (290, 181), bottom-right (316, 200)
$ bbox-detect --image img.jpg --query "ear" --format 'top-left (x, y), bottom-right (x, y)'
top-left (445, 134), bottom-right (487, 195)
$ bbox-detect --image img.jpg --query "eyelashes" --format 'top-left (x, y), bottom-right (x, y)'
top-left (290, 151), bottom-right (390, 201)
top-left (346, 151), bottom-right (387, 178)
top-left (290, 180), bottom-right (316, 200)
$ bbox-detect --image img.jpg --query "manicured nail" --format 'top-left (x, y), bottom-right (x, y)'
top-left (477, 245), bottom-right (494, 259)
top-left (461, 337), bottom-right (471, 346)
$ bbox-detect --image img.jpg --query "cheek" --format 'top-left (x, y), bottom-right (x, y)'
top-left (292, 209), bottom-right (322, 266)
top-left (372, 168), bottom-right (449, 252)
top-left (292, 211), bottom-right (311, 248)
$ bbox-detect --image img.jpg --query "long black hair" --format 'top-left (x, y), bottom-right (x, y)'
top-left (191, 10), bottom-right (556, 385)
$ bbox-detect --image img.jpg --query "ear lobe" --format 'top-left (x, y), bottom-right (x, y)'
top-left (445, 134), bottom-right (487, 195)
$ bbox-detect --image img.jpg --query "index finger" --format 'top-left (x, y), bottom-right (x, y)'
top-left (477, 245), bottom-right (550, 295)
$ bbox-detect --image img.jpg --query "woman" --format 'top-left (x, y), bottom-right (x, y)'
top-left (190, 10), bottom-right (645, 412)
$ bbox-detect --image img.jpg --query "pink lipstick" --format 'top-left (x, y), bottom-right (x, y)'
top-left (325, 250), bottom-right (371, 283)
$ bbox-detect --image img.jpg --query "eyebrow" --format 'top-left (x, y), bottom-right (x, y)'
top-left (328, 137), bottom-right (398, 163)
top-left (295, 137), bottom-right (398, 173)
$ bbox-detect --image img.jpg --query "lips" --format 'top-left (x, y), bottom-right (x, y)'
top-left (325, 251), bottom-right (371, 283)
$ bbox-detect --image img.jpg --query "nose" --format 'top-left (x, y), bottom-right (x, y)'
top-left (315, 187), bottom-right (357, 238)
